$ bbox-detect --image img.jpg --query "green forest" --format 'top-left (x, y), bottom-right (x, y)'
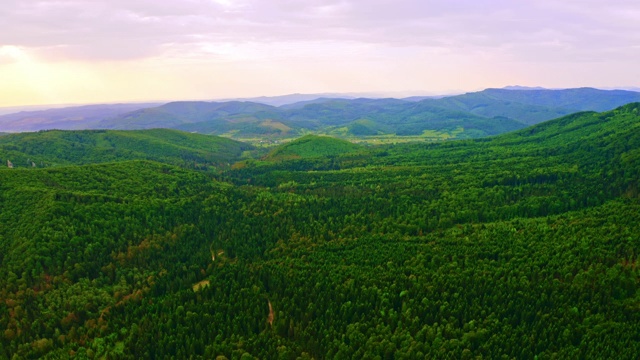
top-left (1, 104), bottom-right (640, 359)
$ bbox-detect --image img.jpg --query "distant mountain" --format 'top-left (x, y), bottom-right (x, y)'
top-left (424, 87), bottom-right (640, 125)
top-left (4, 88), bottom-right (640, 140)
top-left (282, 98), bottom-right (409, 128)
top-left (283, 98), bottom-right (523, 136)
top-left (279, 97), bottom-right (350, 110)
top-left (375, 100), bottom-right (526, 136)
top-left (0, 104), bottom-right (72, 116)
top-left (98, 101), bottom-right (279, 130)
top-left (0, 128), bottom-right (253, 167)
top-left (101, 88), bottom-right (640, 139)
top-left (0, 103), bottom-right (161, 132)
top-left (420, 92), bottom-right (571, 126)
top-left (480, 87), bottom-right (640, 112)
top-left (220, 93), bottom-right (359, 107)
top-left (502, 85), bottom-right (548, 91)
top-left (401, 96), bottom-right (448, 102)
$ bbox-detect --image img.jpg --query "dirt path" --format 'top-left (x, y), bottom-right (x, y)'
top-left (267, 300), bottom-right (274, 326)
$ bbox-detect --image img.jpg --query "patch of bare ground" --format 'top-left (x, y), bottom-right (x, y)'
top-left (192, 280), bottom-right (210, 292)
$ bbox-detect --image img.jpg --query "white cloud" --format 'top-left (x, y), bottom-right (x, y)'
top-left (1, 0), bottom-right (639, 63)
top-left (1, 0), bottom-right (639, 106)
top-left (0, 46), bottom-right (29, 63)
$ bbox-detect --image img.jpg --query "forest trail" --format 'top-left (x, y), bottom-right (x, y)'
top-left (267, 300), bottom-right (274, 326)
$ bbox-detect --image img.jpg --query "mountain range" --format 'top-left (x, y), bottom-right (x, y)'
top-left (1, 88), bottom-right (640, 140)
top-left (0, 103), bottom-right (160, 132)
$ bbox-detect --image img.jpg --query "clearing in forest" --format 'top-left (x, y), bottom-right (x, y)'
top-left (192, 280), bottom-right (210, 292)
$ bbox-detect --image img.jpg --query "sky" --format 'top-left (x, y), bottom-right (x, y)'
top-left (1, 0), bottom-right (639, 107)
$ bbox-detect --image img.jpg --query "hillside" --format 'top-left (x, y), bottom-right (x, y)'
top-left (1, 105), bottom-right (640, 359)
top-left (0, 103), bottom-right (161, 132)
top-left (374, 100), bottom-right (526, 136)
top-left (428, 88), bottom-right (640, 125)
top-left (264, 135), bottom-right (362, 160)
top-left (425, 91), bottom-right (573, 125)
top-left (0, 128), bottom-right (253, 168)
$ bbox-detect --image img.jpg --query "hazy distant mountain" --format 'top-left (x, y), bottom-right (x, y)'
top-left (598, 86), bottom-right (640, 92)
top-left (485, 87), bottom-right (640, 110)
top-left (401, 96), bottom-right (448, 102)
top-left (502, 85), bottom-right (548, 91)
top-left (426, 87), bottom-right (640, 125)
top-left (422, 91), bottom-right (571, 125)
top-left (3, 87), bottom-right (640, 139)
top-left (279, 97), bottom-right (351, 110)
top-left (282, 98), bottom-right (409, 128)
top-left (169, 97), bottom-right (523, 138)
top-left (220, 93), bottom-right (358, 107)
top-left (98, 101), bottom-right (279, 130)
top-left (0, 104), bottom-right (72, 116)
top-left (0, 103), bottom-right (161, 132)
top-left (99, 87), bottom-right (640, 139)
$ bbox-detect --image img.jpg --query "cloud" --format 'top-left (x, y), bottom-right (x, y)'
top-left (0, 0), bottom-right (639, 64)
top-left (0, 46), bottom-right (29, 64)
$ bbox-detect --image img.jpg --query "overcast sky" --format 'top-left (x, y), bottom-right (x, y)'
top-left (1, 0), bottom-right (639, 106)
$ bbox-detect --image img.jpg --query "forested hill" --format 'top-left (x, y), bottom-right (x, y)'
top-left (375, 103), bottom-right (640, 167)
top-left (263, 135), bottom-right (363, 161)
top-left (1, 104), bottom-right (640, 359)
top-left (0, 128), bottom-right (253, 168)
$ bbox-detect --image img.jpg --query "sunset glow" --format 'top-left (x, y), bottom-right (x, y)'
top-left (1, 0), bottom-right (639, 107)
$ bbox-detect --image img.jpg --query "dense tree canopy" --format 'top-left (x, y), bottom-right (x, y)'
top-left (1, 104), bottom-right (640, 359)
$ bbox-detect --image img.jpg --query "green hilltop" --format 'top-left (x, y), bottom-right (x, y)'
top-left (264, 134), bottom-right (362, 160)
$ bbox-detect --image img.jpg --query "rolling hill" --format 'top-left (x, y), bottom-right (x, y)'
top-left (264, 135), bottom-right (363, 161)
top-left (0, 128), bottom-right (253, 168)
